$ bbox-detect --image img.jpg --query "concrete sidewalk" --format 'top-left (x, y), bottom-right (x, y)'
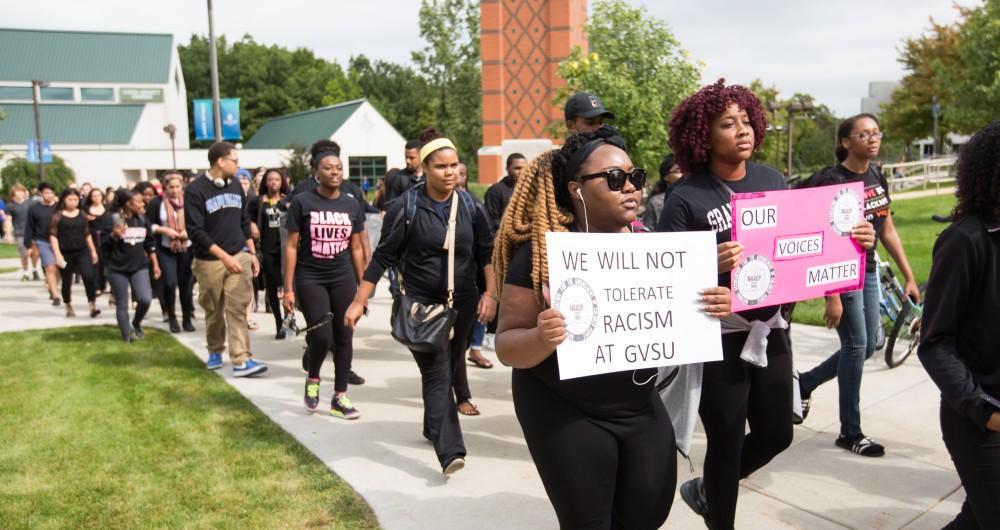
top-left (0, 260), bottom-right (962, 529)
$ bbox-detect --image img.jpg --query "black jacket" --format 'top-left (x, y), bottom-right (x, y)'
top-left (918, 214), bottom-right (1000, 429)
top-left (383, 168), bottom-right (422, 208)
top-left (483, 176), bottom-right (515, 233)
top-left (363, 183), bottom-right (493, 303)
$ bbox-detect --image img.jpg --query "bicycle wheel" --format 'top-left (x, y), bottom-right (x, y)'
top-left (884, 283), bottom-right (927, 368)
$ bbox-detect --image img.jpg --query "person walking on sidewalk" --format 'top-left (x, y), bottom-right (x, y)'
top-left (149, 173), bottom-right (196, 333)
top-left (919, 120), bottom-right (1000, 530)
top-left (49, 189), bottom-right (101, 318)
top-left (23, 183), bottom-right (61, 304)
top-left (83, 188), bottom-right (111, 297)
top-left (185, 142), bottom-right (267, 377)
top-left (3, 184), bottom-right (40, 282)
top-left (283, 149), bottom-right (366, 419)
top-left (103, 190), bottom-right (159, 342)
top-left (798, 113), bottom-right (916, 457)
top-left (251, 168), bottom-right (290, 339)
top-left (345, 129), bottom-right (497, 476)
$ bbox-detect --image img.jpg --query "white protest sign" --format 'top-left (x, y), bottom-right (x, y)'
top-left (545, 231), bottom-right (723, 380)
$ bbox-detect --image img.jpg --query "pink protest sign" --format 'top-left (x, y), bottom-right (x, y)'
top-left (729, 182), bottom-right (866, 312)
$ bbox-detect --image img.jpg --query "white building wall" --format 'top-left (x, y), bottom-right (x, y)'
top-left (332, 100), bottom-right (406, 171)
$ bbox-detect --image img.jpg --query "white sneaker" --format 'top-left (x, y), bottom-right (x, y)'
top-left (483, 333), bottom-right (495, 351)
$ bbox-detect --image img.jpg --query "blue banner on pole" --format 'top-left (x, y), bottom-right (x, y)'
top-left (193, 99), bottom-right (214, 141)
top-left (220, 98), bottom-right (241, 140)
top-left (26, 140), bottom-right (52, 163)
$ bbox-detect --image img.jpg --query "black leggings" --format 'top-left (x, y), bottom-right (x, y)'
top-left (513, 370), bottom-right (676, 529)
top-left (157, 249), bottom-right (194, 319)
top-left (298, 280), bottom-right (356, 392)
top-left (700, 328), bottom-right (794, 530)
top-left (409, 296), bottom-right (478, 467)
top-left (60, 249), bottom-right (97, 303)
top-left (262, 251), bottom-right (283, 327)
top-left (941, 401), bottom-right (1000, 529)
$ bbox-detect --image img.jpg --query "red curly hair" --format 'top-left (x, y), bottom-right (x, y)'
top-left (668, 79), bottom-right (768, 175)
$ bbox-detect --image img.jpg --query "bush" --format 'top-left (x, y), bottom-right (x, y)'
top-left (1, 156), bottom-right (75, 197)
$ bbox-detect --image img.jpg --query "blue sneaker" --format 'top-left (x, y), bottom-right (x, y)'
top-left (206, 352), bottom-right (223, 370)
top-left (233, 358), bottom-right (268, 377)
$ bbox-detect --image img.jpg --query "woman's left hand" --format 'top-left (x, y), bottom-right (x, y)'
top-left (851, 221), bottom-right (876, 249)
top-left (153, 265), bottom-right (162, 280)
top-left (477, 293), bottom-right (497, 323)
top-left (700, 286), bottom-right (732, 318)
top-left (90, 251), bottom-right (99, 265)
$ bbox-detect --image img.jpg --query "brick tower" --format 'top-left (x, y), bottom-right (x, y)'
top-left (479, 0), bottom-right (588, 184)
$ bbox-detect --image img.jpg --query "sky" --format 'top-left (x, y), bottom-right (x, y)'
top-left (1, 0), bottom-right (968, 117)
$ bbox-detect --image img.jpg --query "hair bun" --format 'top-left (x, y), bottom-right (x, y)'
top-left (418, 127), bottom-right (446, 147)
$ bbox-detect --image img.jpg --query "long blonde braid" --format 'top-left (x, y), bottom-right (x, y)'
top-left (493, 150), bottom-right (574, 307)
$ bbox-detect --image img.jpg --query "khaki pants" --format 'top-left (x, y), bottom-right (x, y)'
top-left (193, 253), bottom-right (253, 364)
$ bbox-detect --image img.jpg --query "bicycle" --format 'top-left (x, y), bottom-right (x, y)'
top-left (874, 252), bottom-right (926, 368)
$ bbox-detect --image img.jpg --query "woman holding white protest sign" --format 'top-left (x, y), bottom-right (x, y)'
top-left (494, 125), bottom-right (731, 529)
top-left (658, 79), bottom-right (875, 530)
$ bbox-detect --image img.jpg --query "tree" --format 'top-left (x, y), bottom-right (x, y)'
top-left (282, 143), bottom-right (310, 186)
top-left (1, 156), bottom-right (75, 196)
top-left (346, 56), bottom-right (437, 143)
top-left (749, 80), bottom-right (841, 176)
top-left (412, 0), bottom-right (482, 176)
top-left (945, 0), bottom-right (1000, 132)
top-left (557, 0), bottom-right (701, 172)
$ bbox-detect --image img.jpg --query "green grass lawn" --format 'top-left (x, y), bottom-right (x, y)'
top-left (0, 243), bottom-right (20, 259)
top-left (0, 326), bottom-right (379, 530)
top-left (791, 193), bottom-right (955, 326)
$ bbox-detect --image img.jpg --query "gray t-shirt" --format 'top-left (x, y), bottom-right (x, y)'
top-left (5, 199), bottom-right (34, 237)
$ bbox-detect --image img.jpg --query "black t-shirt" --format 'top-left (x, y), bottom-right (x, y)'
top-left (252, 195), bottom-right (289, 255)
top-left (52, 212), bottom-right (89, 252)
top-left (102, 215), bottom-right (156, 273)
top-left (658, 162), bottom-right (787, 321)
top-left (505, 238), bottom-right (656, 418)
top-left (286, 189), bottom-right (364, 284)
top-left (832, 163), bottom-right (891, 271)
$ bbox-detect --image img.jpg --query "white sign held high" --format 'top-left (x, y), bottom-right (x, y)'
top-left (545, 231), bottom-right (723, 380)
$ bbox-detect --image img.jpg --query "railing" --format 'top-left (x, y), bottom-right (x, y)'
top-left (881, 157), bottom-right (957, 194)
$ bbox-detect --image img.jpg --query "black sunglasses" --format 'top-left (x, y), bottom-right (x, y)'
top-left (577, 168), bottom-right (646, 192)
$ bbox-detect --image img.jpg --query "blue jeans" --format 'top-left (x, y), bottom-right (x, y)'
top-left (469, 320), bottom-right (486, 349)
top-left (800, 269), bottom-right (880, 437)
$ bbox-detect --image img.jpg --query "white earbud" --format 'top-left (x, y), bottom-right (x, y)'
top-left (575, 188), bottom-right (583, 200)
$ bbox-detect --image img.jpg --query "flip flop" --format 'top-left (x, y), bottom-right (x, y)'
top-left (457, 401), bottom-right (481, 416)
top-left (467, 355), bottom-right (493, 369)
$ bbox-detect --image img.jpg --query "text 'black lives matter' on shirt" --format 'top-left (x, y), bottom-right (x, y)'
top-left (657, 161), bottom-right (787, 321)
top-left (286, 189), bottom-right (365, 284)
top-left (184, 175), bottom-right (251, 260)
top-left (102, 216), bottom-right (156, 274)
top-left (832, 163), bottom-right (891, 272)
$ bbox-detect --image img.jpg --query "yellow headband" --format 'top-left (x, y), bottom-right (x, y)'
top-left (419, 138), bottom-right (457, 162)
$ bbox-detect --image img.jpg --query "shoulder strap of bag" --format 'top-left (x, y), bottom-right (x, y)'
top-left (444, 191), bottom-right (458, 308)
top-left (396, 189), bottom-right (419, 296)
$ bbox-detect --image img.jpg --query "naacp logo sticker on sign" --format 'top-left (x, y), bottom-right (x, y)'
top-left (829, 187), bottom-right (863, 236)
top-left (545, 231), bottom-right (722, 380)
top-left (553, 277), bottom-right (599, 341)
top-left (733, 254), bottom-right (775, 306)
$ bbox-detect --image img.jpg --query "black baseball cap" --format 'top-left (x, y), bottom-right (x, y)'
top-left (564, 92), bottom-right (615, 121)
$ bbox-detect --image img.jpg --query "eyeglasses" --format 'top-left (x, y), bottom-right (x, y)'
top-left (849, 131), bottom-right (884, 142)
top-left (577, 168), bottom-right (646, 192)
top-left (223, 157), bottom-right (240, 164)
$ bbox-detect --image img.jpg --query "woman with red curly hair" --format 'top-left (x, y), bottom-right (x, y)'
top-left (657, 79), bottom-right (876, 530)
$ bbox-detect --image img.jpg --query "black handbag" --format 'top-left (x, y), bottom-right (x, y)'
top-left (390, 191), bottom-right (459, 353)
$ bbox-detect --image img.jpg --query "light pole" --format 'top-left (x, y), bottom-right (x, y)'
top-left (31, 80), bottom-right (48, 183)
top-left (931, 95), bottom-right (941, 157)
top-left (785, 98), bottom-right (814, 177)
top-left (163, 124), bottom-right (177, 170)
top-left (206, 0), bottom-right (223, 142)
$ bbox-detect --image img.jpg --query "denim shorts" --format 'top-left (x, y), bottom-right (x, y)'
top-left (34, 240), bottom-right (56, 268)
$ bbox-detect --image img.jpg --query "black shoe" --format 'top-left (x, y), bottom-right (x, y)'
top-left (182, 316), bottom-right (196, 332)
top-left (132, 323), bottom-right (145, 340)
top-left (680, 477), bottom-right (711, 529)
top-left (795, 371), bottom-right (810, 425)
top-left (168, 316), bottom-right (181, 333)
top-left (276, 328), bottom-right (287, 340)
top-left (51, 296), bottom-right (60, 306)
top-left (836, 433), bottom-right (885, 457)
top-left (348, 370), bottom-right (365, 386)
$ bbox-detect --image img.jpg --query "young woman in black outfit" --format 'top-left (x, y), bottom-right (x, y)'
top-left (252, 168), bottom-right (290, 338)
top-left (345, 129), bottom-right (497, 476)
top-left (49, 189), bottom-right (100, 318)
top-left (284, 152), bottom-right (365, 419)
top-left (659, 80), bottom-right (874, 530)
top-left (103, 190), bottom-right (160, 342)
top-left (149, 174), bottom-right (196, 333)
top-left (492, 127), bottom-right (731, 529)
top-left (919, 120), bottom-right (1000, 530)
top-left (83, 188), bottom-right (110, 296)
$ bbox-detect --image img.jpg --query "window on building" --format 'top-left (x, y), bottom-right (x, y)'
top-left (40, 87), bottom-right (74, 101)
top-left (0, 86), bottom-right (32, 100)
top-left (349, 156), bottom-right (387, 193)
top-left (81, 88), bottom-right (115, 102)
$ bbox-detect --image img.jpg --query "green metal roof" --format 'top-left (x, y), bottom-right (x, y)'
top-left (0, 104), bottom-right (143, 145)
top-left (0, 28), bottom-right (173, 83)
top-left (244, 99), bottom-right (365, 149)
